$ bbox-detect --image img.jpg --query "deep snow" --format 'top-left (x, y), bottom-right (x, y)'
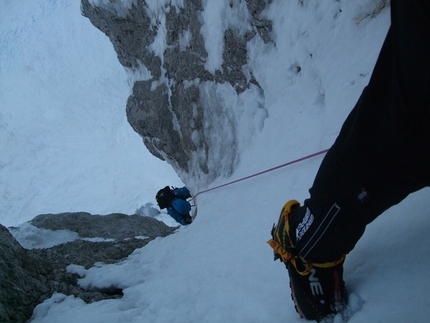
top-left (1, 0), bottom-right (430, 322)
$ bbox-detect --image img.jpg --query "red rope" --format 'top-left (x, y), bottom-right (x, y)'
top-left (192, 148), bottom-right (329, 199)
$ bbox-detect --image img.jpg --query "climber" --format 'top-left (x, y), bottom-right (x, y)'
top-left (268, 0), bottom-right (430, 321)
top-left (156, 186), bottom-right (193, 225)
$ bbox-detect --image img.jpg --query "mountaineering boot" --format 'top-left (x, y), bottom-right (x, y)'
top-left (287, 257), bottom-right (347, 321)
top-left (182, 213), bottom-right (193, 224)
top-left (268, 200), bottom-right (347, 321)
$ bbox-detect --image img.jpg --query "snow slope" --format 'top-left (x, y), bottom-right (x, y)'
top-left (1, 0), bottom-right (430, 322)
top-left (0, 0), bottom-right (182, 227)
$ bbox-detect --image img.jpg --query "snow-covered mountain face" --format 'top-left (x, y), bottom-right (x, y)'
top-left (81, 0), bottom-right (390, 192)
top-left (0, 0), bottom-right (390, 229)
top-left (81, 0), bottom-right (272, 188)
top-left (9, 2), bottom-right (430, 323)
top-left (0, 0), bottom-right (185, 227)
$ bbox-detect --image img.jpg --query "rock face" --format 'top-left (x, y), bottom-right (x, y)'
top-left (0, 224), bottom-right (52, 323)
top-left (0, 213), bottom-right (176, 323)
top-left (81, 0), bottom-right (271, 186)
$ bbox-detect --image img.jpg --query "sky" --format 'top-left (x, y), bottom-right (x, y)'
top-left (1, 0), bottom-right (430, 322)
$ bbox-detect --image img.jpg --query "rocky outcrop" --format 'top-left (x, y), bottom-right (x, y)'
top-left (0, 213), bottom-right (176, 323)
top-left (0, 224), bottom-right (52, 323)
top-left (30, 212), bottom-right (174, 241)
top-left (29, 212), bottom-right (176, 270)
top-left (81, 0), bottom-right (271, 186)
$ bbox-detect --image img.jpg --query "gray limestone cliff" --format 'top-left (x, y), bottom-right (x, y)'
top-left (81, 0), bottom-right (271, 186)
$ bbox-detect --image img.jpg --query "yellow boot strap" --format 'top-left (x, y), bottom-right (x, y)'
top-left (267, 200), bottom-right (345, 276)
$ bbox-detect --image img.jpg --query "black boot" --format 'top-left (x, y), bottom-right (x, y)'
top-left (182, 213), bottom-right (193, 225)
top-left (268, 200), bottom-right (347, 321)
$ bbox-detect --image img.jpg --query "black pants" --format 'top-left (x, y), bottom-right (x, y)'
top-left (303, 0), bottom-right (430, 263)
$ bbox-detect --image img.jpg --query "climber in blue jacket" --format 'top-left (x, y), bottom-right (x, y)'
top-left (156, 186), bottom-right (193, 225)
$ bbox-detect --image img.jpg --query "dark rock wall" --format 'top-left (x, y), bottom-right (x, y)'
top-left (0, 224), bottom-right (52, 323)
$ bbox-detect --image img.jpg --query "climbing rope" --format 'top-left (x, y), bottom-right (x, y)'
top-left (192, 148), bottom-right (329, 200)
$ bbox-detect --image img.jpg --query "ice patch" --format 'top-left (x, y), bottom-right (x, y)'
top-left (9, 223), bottom-right (79, 249)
